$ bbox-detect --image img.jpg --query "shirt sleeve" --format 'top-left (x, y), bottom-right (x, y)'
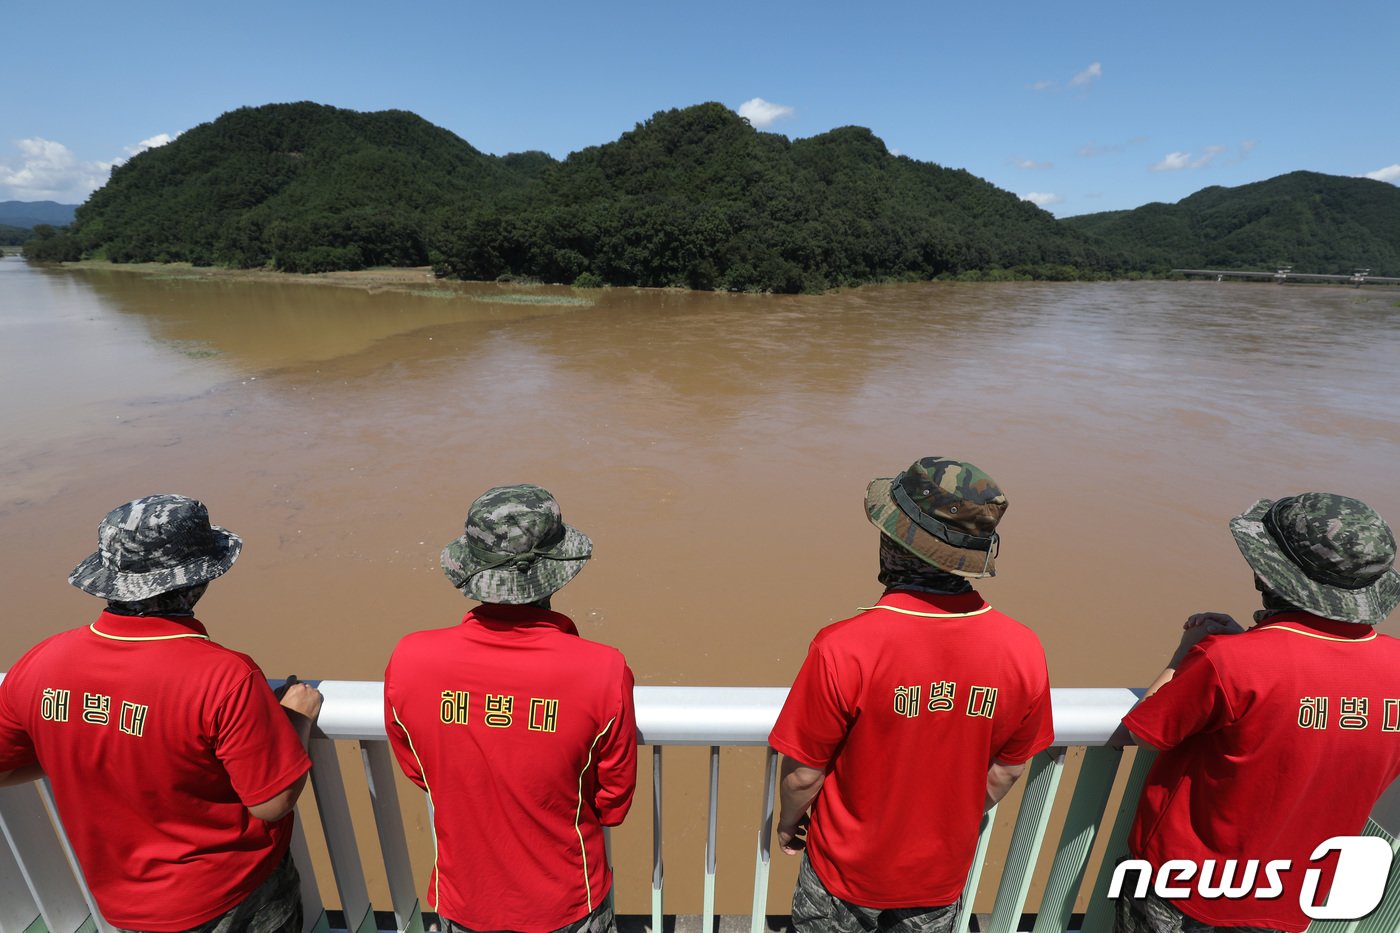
top-left (211, 669), bottom-right (312, 808)
top-left (383, 654), bottom-right (427, 791)
top-left (768, 640), bottom-right (850, 770)
top-left (0, 674), bottom-right (38, 773)
top-left (993, 680), bottom-right (1056, 765)
top-left (1123, 644), bottom-right (1237, 751)
top-left (592, 659), bottom-right (637, 827)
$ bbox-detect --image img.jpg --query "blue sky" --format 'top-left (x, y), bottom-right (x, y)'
top-left (3, 0), bottom-right (1397, 217)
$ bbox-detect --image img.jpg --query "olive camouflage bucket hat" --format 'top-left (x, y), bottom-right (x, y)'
top-left (441, 484), bottom-right (592, 604)
top-left (864, 457), bottom-right (1007, 578)
top-left (1230, 492), bottom-right (1400, 625)
top-left (69, 495), bottom-right (242, 601)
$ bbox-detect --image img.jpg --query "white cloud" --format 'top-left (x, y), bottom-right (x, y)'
top-left (128, 133), bottom-right (175, 156)
top-left (1032, 62), bottom-right (1102, 92)
top-left (1151, 146), bottom-right (1225, 172)
top-left (0, 133), bottom-right (177, 202)
top-left (1022, 192), bottom-right (1063, 207)
top-left (737, 98), bottom-right (795, 129)
top-left (0, 138), bottom-right (109, 202)
top-left (1364, 164), bottom-right (1400, 184)
top-left (1069, 62), bottom-right (1103, 88)
top-left (1013, 157), bottom-right (1054, 170)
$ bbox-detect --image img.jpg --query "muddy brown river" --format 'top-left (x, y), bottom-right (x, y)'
top-left (3, 259), bottom-right (1399, 915)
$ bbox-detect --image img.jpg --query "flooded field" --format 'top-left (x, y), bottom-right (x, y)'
top-left (4, 258), bottom-right (1399, 913)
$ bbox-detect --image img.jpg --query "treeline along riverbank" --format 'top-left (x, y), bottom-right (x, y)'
top-left (24, 102), bottom-right (1400, 289)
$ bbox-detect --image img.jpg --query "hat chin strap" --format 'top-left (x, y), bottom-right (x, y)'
top-left (463, 541), bottom-right (591, 576)
top-left (891, 475), bottom-right (998, 554)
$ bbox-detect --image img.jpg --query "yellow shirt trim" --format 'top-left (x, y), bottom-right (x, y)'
top-left (857, 604), bottom-right (993, 619)
top-left (391, 706), bottom-right (440, 910)
top-left (575, 717), bottom-right (616, 911)
top-left (88, 623), bottom-right (209, 642)
top-left (1259, 624), bottom-right (1376, 643)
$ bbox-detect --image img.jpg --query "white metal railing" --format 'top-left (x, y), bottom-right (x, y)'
top-left (4, 683), bottom-right (1400, 933)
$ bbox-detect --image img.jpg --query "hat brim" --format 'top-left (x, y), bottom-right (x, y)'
top-left (68, 527), bottom-right (242, 601)
top-left (865, 478), bottom-right (996, 579)
top-left (441, 524), bottom-right (592, 604)
top-left (1230, 498), bottom-right (1400, 625)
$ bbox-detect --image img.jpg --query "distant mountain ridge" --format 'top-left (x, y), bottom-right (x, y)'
top-left (0, 200), bottom-right (77, 229)
top-left (1064, 172), bottom-right (1400, 276)
top-left (30, 102), bottom-right (1400, 284)
top-left (56, 101), bottom-right (1110, 290)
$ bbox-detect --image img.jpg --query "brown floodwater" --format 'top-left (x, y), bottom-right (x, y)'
top-left (4, 258), bottom-right (1400, 915)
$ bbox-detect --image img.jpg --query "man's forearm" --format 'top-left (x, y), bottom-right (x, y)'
top-left (985, 760), bottom-right (1026, 810)
top-left (776, 756), bottom-right (825, 854)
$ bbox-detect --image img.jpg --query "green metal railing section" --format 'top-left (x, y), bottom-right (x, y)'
top-left (4, 681), bottom-right (1400, 933)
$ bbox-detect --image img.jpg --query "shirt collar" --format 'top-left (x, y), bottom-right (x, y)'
top-left (89, 611), bottom-right (211, 642)
top-left (468, 604), bottom-right (579, 636)
top-left (873, 588), bottom-right (990, 616)
top-left (1254, 611), bottom-right (1376, 640)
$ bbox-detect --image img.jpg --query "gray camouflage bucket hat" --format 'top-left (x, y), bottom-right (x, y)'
top-left (69, 495), bottom-right (242, 601)
top-left (864, 457), bottom-right (1007, 578)
top-left (441, 484), bottom-right (592, 604)
top-left (1230, 493), bottom-right (1400, 625)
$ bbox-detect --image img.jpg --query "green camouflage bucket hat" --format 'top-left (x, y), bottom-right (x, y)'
top-left (864, 457), bottom-right (1007, 578)
top-left (441, 484), bottom-right (592, 604)
top-left (1230, 493), bottom-right (1400, 625)
top-left (69, 495), bottom-right (242, 601)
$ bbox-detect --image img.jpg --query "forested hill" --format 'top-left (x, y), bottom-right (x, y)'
top-left (1063, 172), bottom-right (1400, 277)
top-left (59, 101), bottom-right (1110, 291)
top-left (73, 103), bottom-right (545, 271)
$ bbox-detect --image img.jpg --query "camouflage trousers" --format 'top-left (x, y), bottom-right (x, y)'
top-left (442, 896), bottom-right (617, 933)
top-left (792, 855), bottom-right (961, 933)
top-left (1114, 886), bottom-right (1280, 933)
top-left (117, 852), bottom-right (301, 933)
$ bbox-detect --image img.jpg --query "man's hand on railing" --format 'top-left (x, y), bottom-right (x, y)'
top-left (277, 677), bottom-right (324, 750)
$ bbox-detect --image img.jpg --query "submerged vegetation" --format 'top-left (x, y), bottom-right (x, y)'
top-left (23, 102), bottom-right (1400, 287)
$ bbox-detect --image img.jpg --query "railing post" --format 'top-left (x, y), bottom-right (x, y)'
top-left (652, 745), bottom-right (664, 933)
top-left (307, 734), bottom-right (375, 933)
top-left (1080, 748), bottom-right (1156, 933)
top-left (988, 748), bottom-right (1067, 933)
top-left (0, 780), bottom-right (102, 933)
top-left (291, 811), bottom-right (331, 933)
top-left (1031, 745), bottom-right (1123, 933)
top-left (362, 740), bottom-right (424, 933)
top-left (955, 809), bottom-right (997, 933)
top-left (750, 747), bottom-right (778, 933)
top-left (703, 745), bottom-right (720, 933)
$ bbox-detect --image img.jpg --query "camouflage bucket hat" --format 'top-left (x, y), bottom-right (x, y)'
top-left (1230, 493), bottom-right (1400, 625)
top-left (69, 495), bottom-right (242, 601)
top-left (441, 484), bottom-right (592, 605)
top-left (864, 457), bottom-right (1007, 579)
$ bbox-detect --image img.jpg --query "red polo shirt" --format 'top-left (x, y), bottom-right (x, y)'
top-left (384, 605), bottom-right (637, 933)
top-left (1125, 612), bottom-right (1400, 932)
top-left (0, 612), bottom-right (311, 931)
top-left (769, 589), bottom-right (1054, 908)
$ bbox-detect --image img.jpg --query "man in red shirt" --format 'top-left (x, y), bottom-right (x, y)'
top-left (769, 457), bottom-right (1055, 933)
top-left (385, 483), bottom-right (637, 933)
top-left (0, 494), bottom-right (322, 933)
top-left (1118, 492), bottom-right (1400, 933)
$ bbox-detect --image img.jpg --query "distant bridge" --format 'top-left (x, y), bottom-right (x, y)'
top-left (1174, 266), bottom-right (1400, 287)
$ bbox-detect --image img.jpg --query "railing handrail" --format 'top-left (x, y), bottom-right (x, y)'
top-left (307, 680), bottom-right (1143, 746)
